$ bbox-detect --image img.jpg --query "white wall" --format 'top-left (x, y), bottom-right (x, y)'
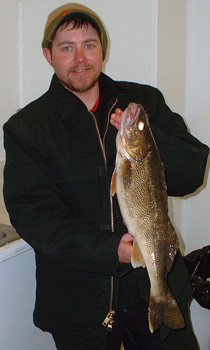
top-left (158, 1), bottom-right (210, 349)
top-left (0, 0), bottom-right (19, 159)
top-left (184, 1), bottom-right (210, 253)
top-left (184, 3), bottom-right (210, 349)
top-left (0, 0), bottom-right (209, 349)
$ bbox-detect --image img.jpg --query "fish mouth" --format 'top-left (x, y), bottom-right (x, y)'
top-left (117, 102), bottom-right (150, 161)
top-left (120, 103), bottom-right (142, 137)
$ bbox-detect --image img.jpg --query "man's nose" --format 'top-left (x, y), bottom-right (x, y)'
top-left (74, 47), bottom-right (86, 62)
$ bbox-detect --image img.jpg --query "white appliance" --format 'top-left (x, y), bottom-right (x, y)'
top-left (0, 162), bottom-right (56, 350)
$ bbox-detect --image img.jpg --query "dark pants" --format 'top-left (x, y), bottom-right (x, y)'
top-left (107, 298), bottom-right (199, 350)
top-left (52, 307), bottom-right (198, 350)
top-left (51, 273), bottom-right (198, 350)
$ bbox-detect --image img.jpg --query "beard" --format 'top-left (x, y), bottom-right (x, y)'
top-left (59, 65), bottom-right (100, 93)
top-left (61, 76), bottom-right (98, 93)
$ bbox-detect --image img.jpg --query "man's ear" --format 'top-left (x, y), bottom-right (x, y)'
top-left (43, 47), bottom-right (53, 66)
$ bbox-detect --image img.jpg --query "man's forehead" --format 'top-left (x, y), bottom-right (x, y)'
top-left (55, 21), bottom-right (100, 39)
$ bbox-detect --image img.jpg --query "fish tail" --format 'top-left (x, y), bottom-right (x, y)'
top-left (148, 291), bottom-right (185, 333)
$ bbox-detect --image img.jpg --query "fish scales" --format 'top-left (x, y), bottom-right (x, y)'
top-left (111, 102), bottom-right (185, 333)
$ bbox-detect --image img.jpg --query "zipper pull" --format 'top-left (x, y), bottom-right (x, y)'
top-left (102, 310), bottom-right (115, 331)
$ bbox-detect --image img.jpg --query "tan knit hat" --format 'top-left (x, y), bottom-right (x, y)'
top-left (42, 3), bottom-right (108, 60)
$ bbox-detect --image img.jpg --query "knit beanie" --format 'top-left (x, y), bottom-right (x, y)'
top-left (42, 3), bottom-right (108, 60)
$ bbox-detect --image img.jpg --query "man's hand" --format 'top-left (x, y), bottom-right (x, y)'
top-left (118, 233), bottom-right (133, 263)
top-left (110, 108), bottom-right (123, 130)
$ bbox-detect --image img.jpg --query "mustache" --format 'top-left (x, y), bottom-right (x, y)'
top-left (69, 64), bottom-right (94, 73)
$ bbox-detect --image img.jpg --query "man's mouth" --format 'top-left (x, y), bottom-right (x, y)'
top-left (75, 68), bottom-right (86, 73)
top-left (71, 65), bottom-right (92, 74)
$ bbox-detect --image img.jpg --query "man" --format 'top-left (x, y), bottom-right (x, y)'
top-left (3, 3), bottom-right (209, 350)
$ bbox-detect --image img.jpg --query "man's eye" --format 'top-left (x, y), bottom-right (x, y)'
top-left (63, 46), bottom-right (71, 51)
top-left (85, 44), bottom-right (93, 49)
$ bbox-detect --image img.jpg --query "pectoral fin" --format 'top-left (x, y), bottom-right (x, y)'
top-left (110, 169), bottom-right (117, 196)
top-left (131, 239), bottom-right (145, 268)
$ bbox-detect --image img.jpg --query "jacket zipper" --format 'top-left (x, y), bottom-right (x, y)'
top-left (102, 276), bottom-right (115, 331)
top-left (88, 98), bottom-right (118, 332)
top-left (88, 109), bottom-right (107, 167)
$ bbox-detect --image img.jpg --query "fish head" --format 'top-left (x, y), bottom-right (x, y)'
top-left (117, 102), bottom-right (152, 161)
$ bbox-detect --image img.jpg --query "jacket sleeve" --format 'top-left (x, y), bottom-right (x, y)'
top-left (147, 88), bottom-right (209, 196)
top-left (3, 123), bottom-right (124, 276)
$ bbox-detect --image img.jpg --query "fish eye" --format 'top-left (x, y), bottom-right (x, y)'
top-left (138, 121), bottom-right (144, 131)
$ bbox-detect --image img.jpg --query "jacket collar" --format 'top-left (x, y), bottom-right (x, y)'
top-left (48, 73), bottom-right (121, 120)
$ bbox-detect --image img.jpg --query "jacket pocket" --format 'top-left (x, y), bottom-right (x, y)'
top-left (47, 157), bottom-right (105, 183)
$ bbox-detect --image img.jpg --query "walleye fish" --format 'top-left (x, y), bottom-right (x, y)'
top-left (111, 102), bottom-right (185, 333)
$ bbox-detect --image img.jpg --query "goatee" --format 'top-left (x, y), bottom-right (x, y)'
top-left (60, 76), bottom-right (99, 93)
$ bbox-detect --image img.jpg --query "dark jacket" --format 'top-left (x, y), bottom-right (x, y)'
top-left (3, 73), bottom-right (209, 345)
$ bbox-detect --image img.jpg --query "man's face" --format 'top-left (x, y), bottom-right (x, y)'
top-left (43, 22), bottom-right (103, 94)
